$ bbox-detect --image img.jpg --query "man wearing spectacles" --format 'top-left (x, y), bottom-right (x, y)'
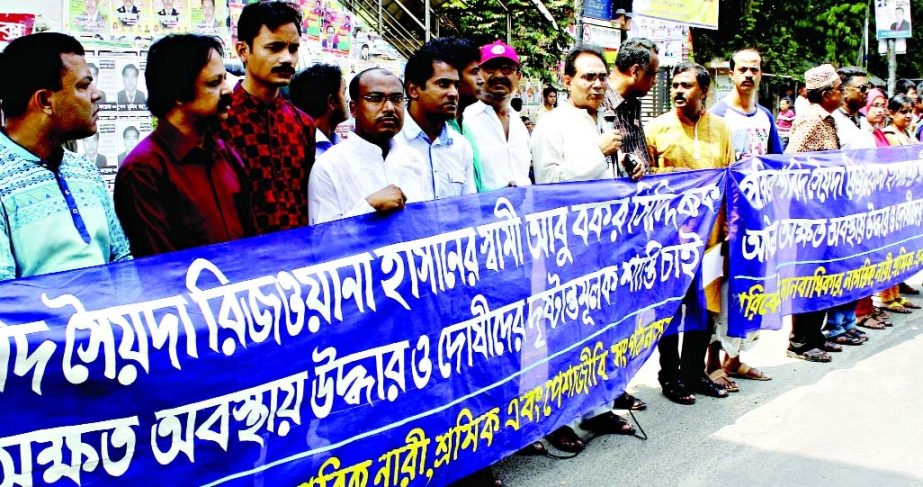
top-left (308, 68), bottom-right (427, 224)
top-left (533, 46), bottom-right (622, 183)
top-left (400, 38), bottom-right (476, 200)
top-left (832, 66), bottom-right (875, 149)
top-left (462, 40), bottom-right (533, 191)
top-left (602, 37), bottom-right (659, 179)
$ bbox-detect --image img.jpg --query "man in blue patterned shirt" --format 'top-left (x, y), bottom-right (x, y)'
top-left (0, 32), bottom-right (131, 282)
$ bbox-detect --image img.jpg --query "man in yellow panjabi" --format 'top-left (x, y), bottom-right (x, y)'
top-left (645, 61), bottom-right (735, 405)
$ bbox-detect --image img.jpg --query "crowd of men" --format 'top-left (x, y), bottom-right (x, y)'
top-left (0, 0), bottom-right (918, 485)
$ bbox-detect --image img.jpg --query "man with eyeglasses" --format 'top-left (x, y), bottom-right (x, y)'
top-left (308, 68), bottom-right (427, 224)
top-left (602, 37), bottom-right (659, 179)
top-left (400, 38), bottom-right (476, 200)
top-left (832, 66), bottom-right (875, 149)
top-left (532, 46), bottom-right (622, 183)
top-left (462, 40), bottom-right (533, 191)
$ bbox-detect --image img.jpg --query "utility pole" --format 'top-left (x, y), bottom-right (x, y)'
top-left (574, 0), bottom-right (584, 47)
top-left (888, 38), bottom-right (897, 96)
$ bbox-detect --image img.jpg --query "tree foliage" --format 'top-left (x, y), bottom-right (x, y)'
top-left (439, 0), bottom-right (574, 82)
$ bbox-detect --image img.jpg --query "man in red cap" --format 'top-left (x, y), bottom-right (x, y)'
top-left (462, 40), bottom-right (533, 192)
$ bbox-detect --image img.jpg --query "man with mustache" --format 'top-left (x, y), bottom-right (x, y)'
top-left (308, 68), bottom-right (426, 224)
top-left (219, 0), bottom-right (316, 234)
top-left (706, 48), bottom-right (781, 385)
top-left (462, 40), bottom-right (532, 191)
top-left (530, 47), bottom-right (637, 453)
top-left (646, 62), bottom-right (735, 404)
top-left (0, 32), bottom-right (131, 281)
top-left (602, 37), bottom-right (658, 179)
top-left (399, 38), bottom-right (476, 200)
top-left (114, 34), bottom-right (254, 257)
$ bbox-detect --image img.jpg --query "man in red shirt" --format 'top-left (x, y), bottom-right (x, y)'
top-left (220, 0), bottom-right (316, 234)
top-left (115, 34), bottom-right (254, 257)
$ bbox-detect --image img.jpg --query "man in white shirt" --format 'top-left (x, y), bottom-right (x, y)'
top-left (532, 47), bottom-right (620, 183)
top-left (308, 68), bottom-right (426, 224)
top-left (463, 40), bottom-right (532, 191)
top-left (400, 38), bottom-right (476, 200)
top-left (531, 46), bottom-right (637, 453)
top-left (832, 66), bottom-right (875, 149)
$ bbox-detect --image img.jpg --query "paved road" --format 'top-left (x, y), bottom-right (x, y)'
top-left (494, 313), bottom-right (923, 486)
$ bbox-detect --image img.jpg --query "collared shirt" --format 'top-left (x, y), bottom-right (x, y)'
top-left (315, 129), bottom-right (342, 158)
top-left (785, 103), bottom-right (840, 153)
top-left (114, 121), bottom-right (254, 258)
top-left (447, 119), bottom-right (484, 192)
top-left (602, 87), bottom-right (653, 176)
top-left (646, 110), bottom-right (734, 172)
top-left (533, 104), bottom-right (554, 124)
top-left (833, 108), bottom-right (876, 149)
top-left (462, 101), bottom-right (532, 191)
top-left (710, 99), bottom-right (783, 160)
top-left (400, 115), bottom-right (476, 200)
top-left (794, 95), bottom-right (810, 119)
top-left (532, 101), bottom-right (614, 183)
top-left (0, 130), bottom-right (131, 281)
top-left (308, 134), bottom-right (427, 225)
top-left (219, 81), bottom-right (316, 234)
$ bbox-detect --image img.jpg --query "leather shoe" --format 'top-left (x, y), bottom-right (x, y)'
top-left (687, 375), bottom-right (728, 398)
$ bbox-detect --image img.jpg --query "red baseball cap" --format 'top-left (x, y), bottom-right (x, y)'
top-left (480, 40), bottom-right (520, 66)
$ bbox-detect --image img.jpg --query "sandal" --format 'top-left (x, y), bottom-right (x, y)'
top-left (882, 300), bottom-right (913, 314)
top-left (580, 411), bottom-right (636, 436)
top-left (708, 369), bottom-right (740, 392)
top-left (846, 328), bottom-right (869, 343)
top-left (899, 282), bottom-right (921, 295)
top-left (660, 377), bottom-right (695, 405)
top-left (896, 297), bottom-right (921, 309)
top-left (787, 346), bottom-right (832, 362)
top-left (612, 392), bottom-right (647, 411)
top-left (856, 315), bottom-right (887, 330)
top-left (516, 441), bottom-right (546, 456)
top-left (821, 341), bottom-right (843, 352)
top-left (873, 306), bottom-right (892, 320)
top-left (828, 333), bottom-right (864, 346)
top-left (726, 363), bottom-right (772, 381)
top-left (546, 426), bottom-right (585, 453)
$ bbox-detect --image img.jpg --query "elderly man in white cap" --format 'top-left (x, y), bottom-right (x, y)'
top-left (462, 40), bottom-right (533, 191)
top-left (783, 63), bottom-right (844, 363)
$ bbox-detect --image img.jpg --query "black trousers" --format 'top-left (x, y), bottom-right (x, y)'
top-left (790, 310), bottom-right (827, 349)
top-left (658, 317), bottom-right (715, 383)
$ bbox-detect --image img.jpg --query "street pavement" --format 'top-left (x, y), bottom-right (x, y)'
top-left (494, 311), bottom-right (923, 486)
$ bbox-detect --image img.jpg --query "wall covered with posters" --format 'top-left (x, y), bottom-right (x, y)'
top-left (0, 0), bottom-right (406, 190)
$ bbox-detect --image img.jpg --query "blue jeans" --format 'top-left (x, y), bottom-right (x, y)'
top-left (824, 301), bottom-right (858, 338)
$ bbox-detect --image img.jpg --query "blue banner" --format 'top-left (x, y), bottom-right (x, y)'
top-left (727, 146), bottom-right (923, 337)
top-left (0, 171), bottom-right (723, 486)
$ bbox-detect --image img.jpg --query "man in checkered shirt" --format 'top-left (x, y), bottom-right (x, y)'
top-left (602, 37), bottom-right (659, 179)
top-left (220, 1), bottom-right (316, 234)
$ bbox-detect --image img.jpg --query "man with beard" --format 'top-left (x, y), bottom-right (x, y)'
top-left (530, 47), bottom-right (637, 453)
top-left (445, 37), bottom-right (486, 192)
top-left (0, 32), bottom-right (131, 281)
top-left (220, 0), bottom-right (316, 234)
top-left (647, 62), bottom-right (735, 404)
top-left (114, 34), bottom-right (254, 257)
top-left (400, 38), bottom-right (475, 199)
top-left (832, 66), bottom-right (874, 149)
top-left (463, 40), bottom-right (532, 190)
top-left (289, 63), bottom-right (348, 158)
top-left (308, 68), bottom-right (426, 224)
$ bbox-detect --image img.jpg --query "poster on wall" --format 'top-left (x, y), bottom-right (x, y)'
top-left (67, 0), bottom-right (111, 35)
top-left (633, 0), bottom-right (719, 30)
top-left (190, 0), bottom-right (229, 36)
top-left (875, 0), bottom-right (912, 40)
top-left (0, 13), bottom-right (36, 49)
top-left (151, 0), bottom-right (190, 33)
top-left (630, 17), bottom-right (689, 67)
top-left (111, 0), bottom-right (152, 35)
